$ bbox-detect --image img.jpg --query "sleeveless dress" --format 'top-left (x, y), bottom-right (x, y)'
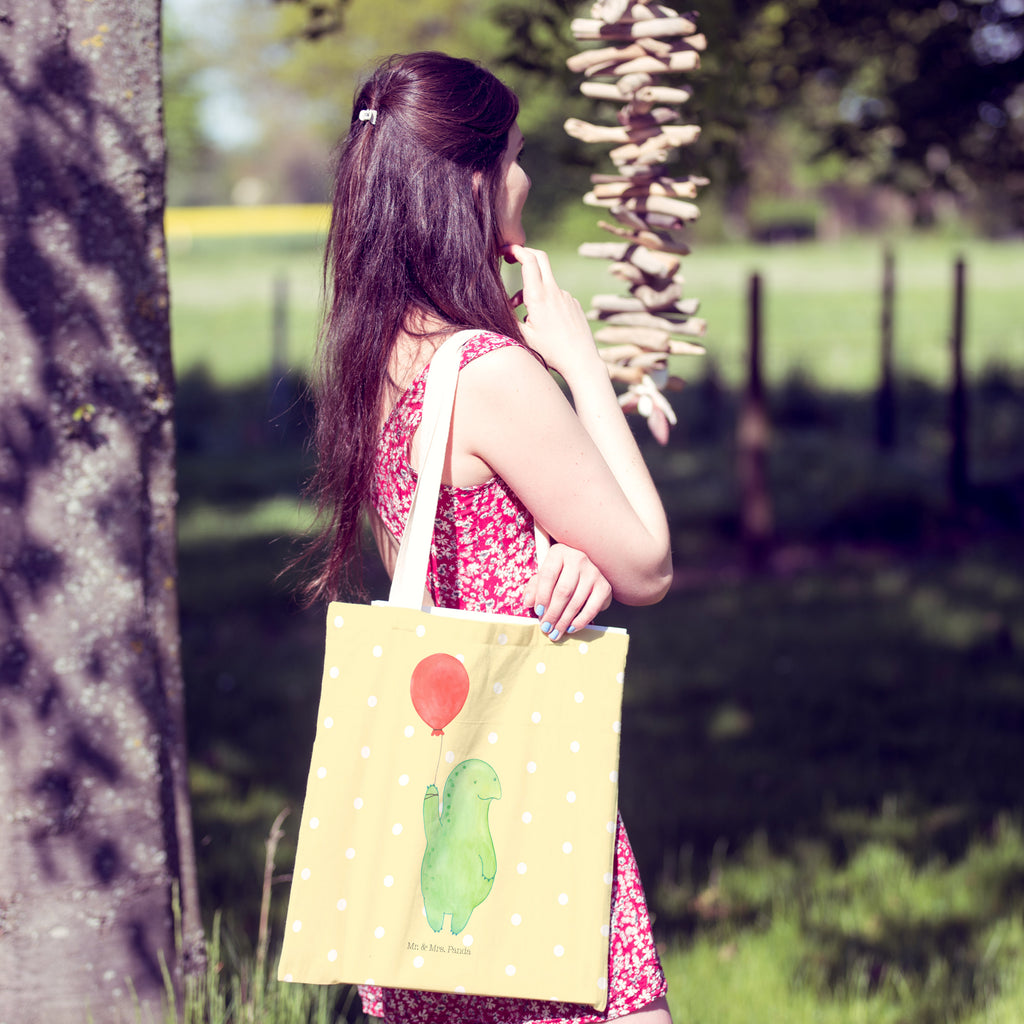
top-left (364, 330), bottom-right (668, 1024)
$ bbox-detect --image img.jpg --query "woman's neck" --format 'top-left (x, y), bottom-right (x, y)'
top-left (389, 311), bottom-right (450, 384)
top-left (382, 311), bottom-right (451, 420)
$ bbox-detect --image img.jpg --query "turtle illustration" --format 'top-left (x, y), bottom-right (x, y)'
top-left (420, 758), bottom-right (501, 934)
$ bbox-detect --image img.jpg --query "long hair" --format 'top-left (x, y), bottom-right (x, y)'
top-left (300, 52), bottom-right (523, 603)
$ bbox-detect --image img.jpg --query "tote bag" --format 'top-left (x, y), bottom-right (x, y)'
top-left (278, 331), bottom-right (629, 1010)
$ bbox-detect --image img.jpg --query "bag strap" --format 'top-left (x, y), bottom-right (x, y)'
top-left (388, 330), bottom-right (550, 609)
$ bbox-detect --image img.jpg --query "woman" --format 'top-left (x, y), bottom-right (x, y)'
top-left (303, 51), bottom-right (674, 1024)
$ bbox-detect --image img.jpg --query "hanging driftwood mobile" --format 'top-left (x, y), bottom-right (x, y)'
top-left (565, 0), bottom-right (707, 444)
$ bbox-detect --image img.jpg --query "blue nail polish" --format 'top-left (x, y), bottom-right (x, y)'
top-left (541, 621), bottom-right (552, 634)
top-left (535, 604), bottom-right (545, 617)
top-left (550, 629), bottom-right (560, 641)
top-left (567, 625), bottom-right (576, 634)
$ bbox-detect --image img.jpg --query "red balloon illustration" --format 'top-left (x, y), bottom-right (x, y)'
top-left (410, 653), bottom-right (470, 736)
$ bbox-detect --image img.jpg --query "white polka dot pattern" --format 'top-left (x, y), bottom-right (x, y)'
top-left (276, 571), bottom-right (637, 1013)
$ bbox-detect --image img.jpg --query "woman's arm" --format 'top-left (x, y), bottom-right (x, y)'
top-left (450, 246), bottom-right (672, 607)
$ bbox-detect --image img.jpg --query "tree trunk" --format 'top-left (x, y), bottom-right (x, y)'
top-left (0, 2), bottom-right (203, 1021)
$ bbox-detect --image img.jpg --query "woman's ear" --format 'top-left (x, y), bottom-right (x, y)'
top-left (471, 169), bottom-right (483, 200)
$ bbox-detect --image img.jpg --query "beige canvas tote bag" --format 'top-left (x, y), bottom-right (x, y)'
top-left (278, 331), bottom-right (629, 1009)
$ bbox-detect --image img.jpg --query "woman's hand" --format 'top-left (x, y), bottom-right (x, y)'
top-left (502, 243), bottom-right (603, 382)
top-left (523, 543), bottom-right (613, 641)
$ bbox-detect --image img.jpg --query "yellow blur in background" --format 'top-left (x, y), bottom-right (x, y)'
top-left (166, 204), bottom-right (330, 241)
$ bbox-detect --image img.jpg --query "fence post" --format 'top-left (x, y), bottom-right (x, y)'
top-left (876, 246), bottom-right (896, 449)
top-left (268, 272), bottom-right (292, 440)
top-left (738, 272), bottom-right (773, 568)
top-left (948, 256), bottom-right (968, 510)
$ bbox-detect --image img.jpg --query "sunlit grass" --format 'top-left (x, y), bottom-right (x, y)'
top-left (169, 230), bottom-right (1024, 393)
top-left (168, 226), bottom-right (1024, 1024)
top-left (177, 497), bottom-right (314, 546)
top-left (169, 234), bottom-right (323, 384)
top-left (657, 821), bottom-right (1024, 1024)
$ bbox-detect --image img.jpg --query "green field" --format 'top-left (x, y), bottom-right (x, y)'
top-left (169, 229), bottom-right (1024, 1023)
top-left (169, 230), bottom-right (1024, 390)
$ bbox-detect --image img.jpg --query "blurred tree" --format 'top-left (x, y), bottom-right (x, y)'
top-left (695, 0), bottom-right (1024, 227)
top-left (171, 0), bottom-right (1022, 224)
top-left (489, 0), bottom-right (605, 237)
top-left (163, 7), bottom-right (219, 204)
top-left (236, 0), bottom-right (598, 228)
top-left (0, 1), bottom-right (202, 1020)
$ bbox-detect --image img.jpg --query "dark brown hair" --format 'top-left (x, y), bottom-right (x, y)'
top-left (300, 52), bottom-right (523, 603)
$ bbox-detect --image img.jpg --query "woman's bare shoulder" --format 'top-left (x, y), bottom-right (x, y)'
top-left (456, 329), bottom-right (530, 368)
top-left (456, 337), bottom-right (558, 407)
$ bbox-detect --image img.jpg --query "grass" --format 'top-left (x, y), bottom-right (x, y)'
top-left (168, 229), bottom-right (1024, 392)
top-left (659, 821), bottom-right (1024, 1024)
top-left (168, 227), bottom-right (1024, 1023)
top-left (168, 234), bottom-right (323, 384)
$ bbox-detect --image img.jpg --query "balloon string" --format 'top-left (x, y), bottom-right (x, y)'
top-left (433, 734), bottom-right (444, 788)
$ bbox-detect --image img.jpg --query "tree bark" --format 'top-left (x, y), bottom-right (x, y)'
top-left (0, 1), bottom-right (202, 1021)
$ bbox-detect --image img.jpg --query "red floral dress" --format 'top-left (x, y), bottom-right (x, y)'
top-left (365, 330), bottom-right (667, 1024)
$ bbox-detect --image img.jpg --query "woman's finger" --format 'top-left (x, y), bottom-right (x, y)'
top-left (506, 243), bottom-right (556, 290)
top-left (529, 547), bottom-right (564, 624)
top-left (567, 577), bottom-right (613, 634)
top-left (546, 584), bottom-right (590, 641)
top-left (522, 572), bottom-right (538, 611)
top-left (509, 245), bottom-right (544, 300)
top-left (546, 554), bottom-right (611, 638)
top-left (543, 566), bottom-right (588, 640)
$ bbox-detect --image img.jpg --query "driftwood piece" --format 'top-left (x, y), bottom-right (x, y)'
top-left (579, 81), bottom-right (693, 105)
top-left (570, 16), bottom-right (699, 39)
top-left (578, 241), bottom-right (682, 278)
top-left (631, 279), bottom-right (687, 307)
top-left (628, 351), bottom-right (676, 370)
top-left (564, 118), bottom-right (650, 144)
top-left (597, 219), bottom-right (692, 253)
top-left (605, 205), bottom-right (650, 231)
top-left (618, 106), bottom-right (683, 126)
top-left (615, 194), bottom-right (701, 221)
top-left (636, 32), bottom-right (706, 54)
top-left (593, 305), bottom-right (703, 326)
top-left (568, 40), bottom-right (681, 75)
top-left (603, 50), bottom-right (701, 76)
top-left (608, 125), bottom-right (700, 164)
top-left (594, 329), bottom-right (672, 351)
top-left (607, 261), bottom-right (679, 288)
top-left (598, 342), bottom-right (657, 361)
top-left (606, 363), bottom-right (647, 384)
top-left (632, 280), bottom-right (687, 308)
top-left (592, 171), bottom-right (708, 187)
top-left (608, 138), bottom-right (670, 167)
top-left (568, 44), bottom-right (644, 74)
top-left (607, 261), bottom-right (647, 285)
top-left (647, 212), bottom-right (691, 230)
top-left (597, 313), bottom-right (709, 340)
top-left (636, 35), bottom-right (689, 57)
top-left (590, 178), bottom-right (701, 199)
top-left (565, 117), bottom-right (697, 147)
top-left (569, 0), bottom-right (707, 443)
top-left (617, 71), bottom-right (655, 93)
top-left (591, 292), bottom-right (699, 316)
top-left (605, 205), bottom-right (687, 233)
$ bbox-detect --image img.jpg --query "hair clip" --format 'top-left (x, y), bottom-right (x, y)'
top-left (358, 108), bottom-right (378, 126)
